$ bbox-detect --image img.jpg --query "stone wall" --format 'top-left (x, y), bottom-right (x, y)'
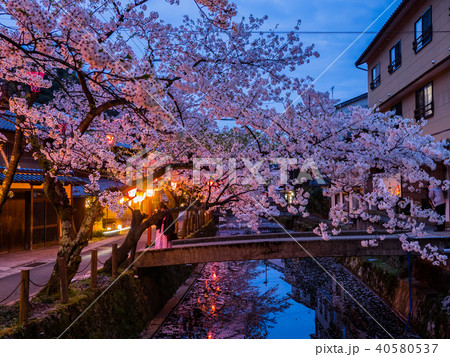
top-left (1, 264), bottom-right (196, 338)
top-left (338, 256), bottom-right (450, 338)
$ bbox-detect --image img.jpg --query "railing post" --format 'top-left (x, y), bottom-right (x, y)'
top-left (199, 210), bottom-right (205, 227)
top-left (181, 212), bottom-right (188, 238)
top-left (184, 211), bottom-right (191, 237)
top-left (90, 249), bottom-right (98, 289)
top-left (186, 211), bottom-right (192, 235)
top-left (193, 212), bottom-right (198, 232)
top-left (189, 211), bottom-right (194, 234)
top-left (19, 270), bottom-right (29, 324)
top-left (151, 225), bottom-right (156, 245)
top-left (112, 244), bottom-right (118, 279)
top-left (58, 257), bottom-right (69, 303)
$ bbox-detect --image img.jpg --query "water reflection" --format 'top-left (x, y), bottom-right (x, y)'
top-left (154, 261), bottom-right (291, 339)
top-left (285, 258), bottom-right (418, 339)
top-left (153, 258), bottom-right (419, 339)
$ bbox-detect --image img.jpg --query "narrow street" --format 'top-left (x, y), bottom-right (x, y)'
top-left (0, 233), bottom-right (147, 304)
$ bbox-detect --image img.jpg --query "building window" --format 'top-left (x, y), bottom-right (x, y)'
top-left (388, 41), bottom-right (401, 73)
top-left (391, 102), bottom-right (402, 116)
top-left (370, 62), bottom-right (380, 90)
top-left (415, 82), bottom-right (433, 120)
top-left (413, 7), bottom-right (432, 52)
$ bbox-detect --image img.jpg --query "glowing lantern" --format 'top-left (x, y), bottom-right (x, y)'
top-left (146, 188), bottom-right (154, 197)
top-left (127, 188), bottom-right (137, 198)
top-left (171, 181), bottom-right (177, 190)
top-left (211, 305), bottom-right (216, 313)
top-left (212, 271), bottom-right (217, 280)
top-left (106, 134), bottom-right (115, 145)
top-left (208, 180), bottom-right (214, 187)
top-left (216, 286), bottom-right (220, 292)
top-left (58, 123), bottom-right (67, 135)
top-left (207, 332), bottom-right (212, 339)
top-left (28, 71), bottom-right (44, 92)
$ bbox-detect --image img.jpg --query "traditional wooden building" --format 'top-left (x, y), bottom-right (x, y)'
top-left (0, 167), bottom-right (78, 252)
top-left (0, 115), bottom-right (86, 252)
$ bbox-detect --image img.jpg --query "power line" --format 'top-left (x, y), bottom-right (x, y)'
top-left (248, 30), bottom-right (450, 34)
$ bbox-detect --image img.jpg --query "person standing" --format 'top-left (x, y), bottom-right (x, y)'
top-left (155, 202), bottom-right (175, 248)
top-left (429, 184), bottom-right (446, 232)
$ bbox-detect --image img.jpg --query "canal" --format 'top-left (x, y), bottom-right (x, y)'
top-left (153, 258), bottom-right (418, 339)
top-left (152, 217), bottom-right (419, 339)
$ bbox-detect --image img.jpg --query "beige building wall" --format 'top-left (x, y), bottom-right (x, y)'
top-left (363, 0), bottom-right (450, 141)
top-left (357, 0), bottom-right (450, 222)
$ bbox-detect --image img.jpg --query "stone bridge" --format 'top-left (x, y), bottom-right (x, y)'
top-left (133, 231), bottom-right (450, 268)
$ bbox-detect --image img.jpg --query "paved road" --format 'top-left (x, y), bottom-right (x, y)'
top-left (0, 234), bottom-right (147, 304)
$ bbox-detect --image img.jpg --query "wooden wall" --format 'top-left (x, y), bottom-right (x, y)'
top-left (0, 192), bottom-right (26, 252)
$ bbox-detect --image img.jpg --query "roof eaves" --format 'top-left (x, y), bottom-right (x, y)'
top-left (355, 0), bottom-right (411, 66)
top-left (335, 93), bottom-right (368, 109)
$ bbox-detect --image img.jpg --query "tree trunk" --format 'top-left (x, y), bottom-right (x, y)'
top-left (0, 117), bottom-right (24, 213)
top-left (103, 209), bottom-right (166, 273)
top-left (0, 90), bottom-right (38, 213)
top-left (103, 209), bottom-right (146, 273)
top-left (38, 175), bottom-right (101, 297)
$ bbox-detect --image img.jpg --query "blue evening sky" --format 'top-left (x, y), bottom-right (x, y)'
top-left (155, 0), bottom-right (402, 103)
top-left (0, 1), bottom-right (402, 103)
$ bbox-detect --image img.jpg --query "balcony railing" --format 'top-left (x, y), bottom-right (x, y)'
top-left (414, 101), bottom-right (434, 120)
top-left (370, 75), bottom-right (380, 90)
top-left (388, 55), bottom-right (402, 74)
top-left (413, 26), bottom-right (432, 52)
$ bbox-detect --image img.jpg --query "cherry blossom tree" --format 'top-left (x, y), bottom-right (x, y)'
top-left (0, 0), bottom-right (317, 294)
top-left (0, 0), bottom-right (448, 298)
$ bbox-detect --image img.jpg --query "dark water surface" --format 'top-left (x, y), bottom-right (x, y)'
top-left (153, 257), bottom-right (419, 339)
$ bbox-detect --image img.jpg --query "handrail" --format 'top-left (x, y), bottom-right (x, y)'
top-left (388, 56), bottom-right (402, 73)
top-left (414, 101), bottom-right (433, 120)
top-left (413, 26), bottom-right (432, 52)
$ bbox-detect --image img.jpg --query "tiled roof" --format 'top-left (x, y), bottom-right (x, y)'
top-left (0, 114), bottom-right (16, 132)
top-left (335, 93), bottom-right (368, 109)
top-left (0, 166), bottom-right (84, 185)
top-left (355, 0), bottom-right (411, 66)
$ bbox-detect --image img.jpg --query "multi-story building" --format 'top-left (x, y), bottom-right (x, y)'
top-left (355, 0), bottom-right (450, 222)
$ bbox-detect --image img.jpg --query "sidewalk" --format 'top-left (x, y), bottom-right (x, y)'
top-left (0, 233), bottom-right (128, 280)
